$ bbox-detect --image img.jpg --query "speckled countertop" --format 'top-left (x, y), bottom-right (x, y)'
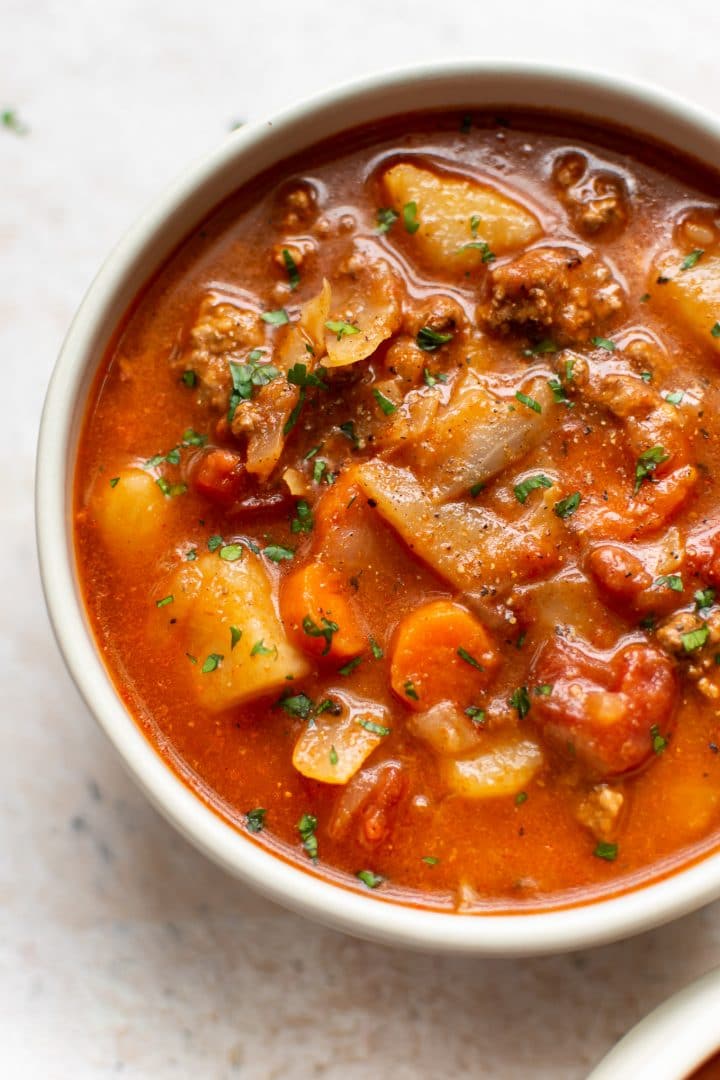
top-left (3, 2), bottom-right (720, 1076)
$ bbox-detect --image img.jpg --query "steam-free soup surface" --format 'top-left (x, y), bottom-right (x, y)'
top-left (75, 110), bottom-right (720, 910)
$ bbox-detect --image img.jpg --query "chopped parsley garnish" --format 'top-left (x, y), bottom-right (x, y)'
top-left (417, 326), bottom-right (454, 351)
top-left (650, 724), bottom-right (668, 754)
top-left (207, 534), bottom-right (224, 552)
top-left (277, 693), bottom-right (315, 719)
top-left (182, 369), bottom-right (197, 387)
top-left (109, 477), bottom-right (120, 488)
top-left (297, 814), bottom-right (318, 861)
top-left (283, 391), bottom-right (305, 435)
top-left (287, 362), bottom-right (327, 389)
top-left (655, 574), bottom-right (683, 592)
top-left (509, 686), bottom-right (531, 719)
top-left (230, 626), bottom-right (242, 650)
top-left (402, 201), bottom-right (420, 234)
top-left (594, 841), bottom-right (618, 862)
top-left (422, 856), bottom-right (439, 866)
top-left (547, 377), bottom-right (572, 407)
top-left (404, 679), bottom-right (419, 701)
top-left (329, 746), bottom-right (338, 766)
top-left (2, 109), bottom-right (29, 135)
top-left (312, 459), bottom-right (328, 484)
top-left (515, 791), bottom-right (528, 806)
top-left (465, 706), bottom-right (486, 725)
top-left (356, 869), bottom-right (384, 888)
top-left (376, 207), bottom-right (399, 234)
top-left (681, 625), bottom-right (709, 653)
top-left (680, 249), bottom-right (704, 271)
top-left (373, 388), bottom-right (397, 415)
top-left (281, 248), bottom-right (300, 290)
top-left (219, 543), bottom-right (243, 562)
top-left (470, 214), bottom-right (481, 236)
top-left (325, 319), bottom-right (359, 339)
top-left (369, 637), bottom-right (384, 660)
top-left (338, 420), bottom-right (360, 447)
top-left (712, 322), bottom-right (720, 339)
top-left (534, 684), bottom-right (553, 697)
top-left (186, 653), bottom-right (198, 664)
top-left (201, 653), bottom-right (223, 673)
top-left (182, 428), bottom-right (207, 447)
top-left (515, 390), bottom-right (542, 414)
top-left (228, 352), bottom-right (280, 419)
top-left (639, 293), bottom-right (651, 303)
top-left (695, 588), bottom-right (716, 612)
top-left (155, 595), bottom-right (174, 608)
top-left (457, 646), bottom-right (485, 671)
top-left (522, 339), bottom-right (557, 357)
top-left (553, 492), bottom-right (581, 519)
top-left (302, 615), bottom-right (339, 656)
top-left (250, 639), bottom-right (276, 657)
top-left (457, 240), bottom-right (496, 262)
top-left (514, 474), bottom-right (553, 504)
top-left (186, 548), bottom-right (198, 561)
top-left (156, 478), bottom-right (187, 498)
top-left (245, 808), bottom-right (267, 833)
top-left (261, 308), bottom-right (290, 325)
top-left (634, 445), bottom-right (669, 494)
top-left (665, 390), bottom-right (685, 406)
top-left (338, 656), bottom-right (363, 676)
top-left (591, 336), bottom-right (616, 352)
top-left (640, 371), bottom-right (653, 383)
top-left (469, 481), bottom-right (485, 498)
top-left (423, 368), bottom-right (449, 387)
top-left (263, 544), bottom-right (294, 562)
top-left (357, 717), bottom-right (391, 736)
top-left (291, 499), bottom-right (313, 534)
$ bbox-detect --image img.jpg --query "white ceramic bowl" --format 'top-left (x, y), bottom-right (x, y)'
top-left (588, 967), bottom-right (720, 1079)
top-left (36, 60), bottom-right (720, 956)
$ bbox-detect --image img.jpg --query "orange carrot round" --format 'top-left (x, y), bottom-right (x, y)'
top-left (280, 559), bottom-right (366, 662)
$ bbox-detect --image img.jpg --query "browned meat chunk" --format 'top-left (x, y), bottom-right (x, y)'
top-left (552, 151), bottom-right (629, 236)
top-left (477, 246), bottom-right (624, 345)
top-left (173, 294), bottom-right (265, 409)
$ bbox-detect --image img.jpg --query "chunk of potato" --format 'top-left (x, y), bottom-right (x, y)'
top-left (442, 733), bottom-right (544, 798)
top-left (90, 466), bottom-right (168, 559)
top-left (382, 162), bottom-right (542, 272)
top-left (652, 250), bottom-right (720, 353)
top-left (166, 552), bottom-right (310, 710)
top-left (292, 698), bottom-right (388, 784)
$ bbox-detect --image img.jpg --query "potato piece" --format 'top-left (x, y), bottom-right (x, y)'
top-left (90, 467), bottom-right (169, 559)
top-left (323, 261), bottom-right (402, 368)
top-left (442, 733), bottom-right (544, 799)
top-left (382, 162), bottom-right (541, 273)
top-left (403, 375), bottom-right (554, 502)
top-left (652, 250), bottom-right (720, 353)
top-left (167, 552), bottom-right (310, 710)
top-left (406, 701), bottom-right (482, 755)
top-left (292, 699), bottom-right (388, 784)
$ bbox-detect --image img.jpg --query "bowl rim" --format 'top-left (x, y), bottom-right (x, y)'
top-left (36, 58), bottom-right (720, 956)
top-left (587, 966), bottom-right (720, 1079)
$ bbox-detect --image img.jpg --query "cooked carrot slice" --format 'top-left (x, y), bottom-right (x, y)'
top-left (280, 559), bottom-right (366, 661)
top-left (390, 599), bottom-right (499, 710)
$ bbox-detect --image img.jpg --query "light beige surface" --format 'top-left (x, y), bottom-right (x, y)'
top-left (3, 1), bottom-right (720, 1076)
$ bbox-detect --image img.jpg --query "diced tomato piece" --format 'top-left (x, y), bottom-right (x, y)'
top-left (193, 448), bottom-right (247, 506)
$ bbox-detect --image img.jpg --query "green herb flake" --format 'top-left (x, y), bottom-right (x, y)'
top-left (2, 109), bottom-right (29, 135)
top-left (245, 808), bottom-right (267, 833)
top-left (357, 717), bottom-right (391, 736)
top-left (404, 679), bottom-right (419, 701)
top-left (403, 201), bottom-right (420, 234)
top-left (376, 207), bottom-right (399, 234)
top-left (287, 362), bottom-right (328, 389)
top-left (457, 240), bottom-right (496, 262)
top-left (109, 477), bottom-right (120, 488)
top-left (282, 248), bottom-right (300, 290)
top-left (291, 499), bottom-right (314, 534)
top-left (650, 724), bottom-right (668, 754)
top-left (681, 625), bottom-right (710, 653)
top-left (695, 588), bottom-right (716, 612)
top-left (155, 595), bottom-right (174, 608)
top-left (465, 706), bottom-right (486, 725)
top-left (207, 534), bottom-right (224, 552)
top-left (640, 371), bottom-right (653, 383)
top-left (182, 369), bottom-right (197, 387)
top-left (155, 477), bottom-right (187, 498)
top-left (356, 869), bottom-right (384, 889)
top-left (324, 319), bottom-right (359, 339)
top-left (284, 389), bottom-right (306, 436)
top-left (250, 639), bottom-right (276, 657)
top-left (261, 308), bottom-right (290, 325)
top-left (312, 459), bottom-right (327, 484)
top-left (230, 626), bottom-right (242, 650)
top-left (186, 548), bottom-right (198, 561)
top-left (681, 249), bottom-right (704, 271)
top-left (422, 856), bottom-right (440, 866)
top-left (219, 543), bottom-right (243, 562)
top-left (640, 293), bottom-right (651, 303)
top-left (547, 377), bottom-right (572, 407)
top-left (339, 656), bottom-right (363, 676)
top-left (514, 474), bottom-right (553, 504)
top-left (201, 653), bottom-right (223, 673)
top-left (369, 637), bottom-right (384, 660)
top-left (655, 574), bottom-right (683, 593)
top-left (665, 390), bottom-right (685, 406)
top-left (186, 653), bottom-right (198, 664)
top-left (711, 322), bottom-right (720, 339)
top-left (417, 326), bottom-right (454, 352)
top-left (634, 445), bottom-right (670, 495)
top-left (470, 214), bottom-right (481, 237)
top-left (423, 368), bottom-right (449, 387)
top-left (534, 684), bottom-right (553, 697)
top-left (594, 841), bottom-right (618, 862)
top-left (515, 390), bottom-right (542, 414)
top-left (297, 813), bottom-right (319, 861)
top-left (278, 693), bottom-right (315, 719)
top-left (263, 544), bottom-right (294, 562)
top-left (469, 481), bottom-right (485, 498)
top-left (329, 746), bottom-right (338, 766)
top-left (373, 388), bottom-right (397, 415)
top-left (457, 646), bottom-right (485, 671)
top-left (303, 615), bottom-right (339, 656)
top-left (338, 420), bottom-right (360, 448)
top-left (228, 353), bottom-right (280, 419)
top-left (591, 336), bottom-right (616, 352)
top-left (553, 492), bottom-right (581, 519)
top-left (521, 339), bottom-right (557, 357)
top-left (515, 791), bottom-right (528, 806)
top-left (510, 686), bottom-right (531, 719)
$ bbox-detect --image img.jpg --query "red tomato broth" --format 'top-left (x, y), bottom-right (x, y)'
top-left (75, 109), bottom-right (720, 912)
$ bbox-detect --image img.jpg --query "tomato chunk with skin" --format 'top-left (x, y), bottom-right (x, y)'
top-left (193, 448), bottom-right (247, 506)
top-left (280, 559), bottom-right (366, 661)
top-left (390, 599), bottom-right (500, 711)
top-left (531, 639), bottom-right (678, 778)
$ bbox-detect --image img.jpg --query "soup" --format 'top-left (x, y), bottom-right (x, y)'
top-left (74, 110), bottom-right (720, 910)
